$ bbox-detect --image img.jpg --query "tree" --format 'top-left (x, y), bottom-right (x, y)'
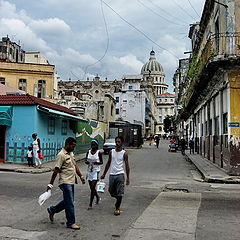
top-left (163, 115), bottom-right (174, 133)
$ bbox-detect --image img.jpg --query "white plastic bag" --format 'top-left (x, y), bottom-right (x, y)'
top-left (38, 190), bottom-right (51, 206)
top-left (96, 181), bottom-right (106, 193)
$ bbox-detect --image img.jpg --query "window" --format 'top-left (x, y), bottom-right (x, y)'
top-left (116, 108), bottom-right (119, 114)
top-left (223, 113), bottom-right (228, 134)
top-left (123, 100), bottom-right (127, 103)
top-left (48, 117), bottom-right (55, 135)
top-left (61, 120), bottom-right (67, 135)
top-left (159, 126), bottom-right (162, 131)
top-left (18, 79), bottom-right (27, 91)
top-left (115, 97), bottom-right (119, 103)
top-left (159, 116), bottom-right (162, 122)
top-left (111, 105), bottom-right (114, 116)
top-left (34, 54), bottom-right (39, 58)
top-left (165, 109), bottom-right (168, 113)
top-left (38, 80), bottom-right (46, 98)
top-left (0, 77), bottom-right (5, 85)
top-left (209, 119), bottom-right (212, 135)
top-left (128, 85), bottom-right (133, 90)
top-left (165, 99), bottom-right (167, 102)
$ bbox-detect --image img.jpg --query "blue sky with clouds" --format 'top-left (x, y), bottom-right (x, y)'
top-left (0, 0), bottom-right (205, 89)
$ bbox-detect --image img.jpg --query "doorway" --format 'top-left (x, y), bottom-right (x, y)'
top-left (0, 125), bottom-right (6, 162)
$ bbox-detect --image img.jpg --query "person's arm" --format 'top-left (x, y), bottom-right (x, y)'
top-left (94, 151), bottom-right (103, 165)
top-left (85, 152), bottom-right (90, 165)
top-left (100, 150), bottom-right (112, 179)
top-left (124, 152), bottom-right (130, 185)
top-left (47, 167), bottom-right (60, 191)
top-left (75, 165), bottom-right (86, 184)
top-left (37, 138), bottom-right (41, 152)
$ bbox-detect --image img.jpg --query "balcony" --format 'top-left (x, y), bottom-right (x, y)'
top-left (184, 32), bottom-right (240, 110)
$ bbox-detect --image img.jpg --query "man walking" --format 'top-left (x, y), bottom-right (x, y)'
top-left (155, 135), bottom-right (160, 148)
top-left (46, 137), bottom-right (86, 230)
top-left (180, 137), bottom-right (186, 155)
top-left (101, 136), bottom-right (130, 216)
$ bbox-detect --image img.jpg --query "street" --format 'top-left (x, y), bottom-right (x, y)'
top-left (0, 140), bottom-right (240, 240)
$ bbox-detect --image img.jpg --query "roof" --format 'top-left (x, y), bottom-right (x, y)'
top-left (0, 94), bottom-right (77, 116)
top-left (0, 83), bottom-right (25, 95)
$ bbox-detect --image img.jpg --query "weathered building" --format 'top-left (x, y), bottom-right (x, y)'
top-left (0, 37), bottom-right (57, 100)
top-left (175, 0), bottom-right (240, 175)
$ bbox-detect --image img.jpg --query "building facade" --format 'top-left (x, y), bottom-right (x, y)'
top-left (0, 37), bottom-right (57, 100)
top-left (175, 0), bottom-right (240, 175)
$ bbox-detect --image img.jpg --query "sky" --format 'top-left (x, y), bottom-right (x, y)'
top-left (0, 0), bottom-right (205, 90)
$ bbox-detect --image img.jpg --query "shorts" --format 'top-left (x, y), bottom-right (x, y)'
top-left (86, 171), bottom-right (100, 181)
top-left (108, 173), bottom-right (125, 197)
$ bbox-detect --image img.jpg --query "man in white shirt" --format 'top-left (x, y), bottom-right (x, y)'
top-left (101, 136), bottom-right (130, 216)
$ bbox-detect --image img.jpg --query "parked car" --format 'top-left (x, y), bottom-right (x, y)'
top-left (103, 138), bottom-right (116, 154)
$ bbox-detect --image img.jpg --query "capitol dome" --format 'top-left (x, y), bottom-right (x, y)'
top-left (141, 50), bottom-right (164, 75)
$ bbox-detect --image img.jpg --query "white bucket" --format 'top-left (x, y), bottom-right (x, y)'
top-left (96, 181), bottom-right (106, 193)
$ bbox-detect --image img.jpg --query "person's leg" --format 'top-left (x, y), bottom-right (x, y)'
top-left (114, 174), bottom-right (125, 215)
top-left (115, 196), bottom-right (122, 210)
top-left (88, 180), bottom-right (94, 208)
top-left (92, 180), bottom-right (100, 204)
top-left (60, 184), bottom-right (75, 227)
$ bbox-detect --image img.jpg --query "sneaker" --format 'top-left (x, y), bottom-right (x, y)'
top-left (87, 206), bottom-right (93, 210)
top-left (68, 224), bottom-right (80, 230)
top-left (47, 207), bottom-right (54, 222)
top-left (114, 209), bottom-right (121, 216)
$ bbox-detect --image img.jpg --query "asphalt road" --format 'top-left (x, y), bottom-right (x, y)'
top-left (0, 140), bottom-right (240, 240)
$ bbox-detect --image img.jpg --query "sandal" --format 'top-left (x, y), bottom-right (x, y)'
top-left (114, 209), bottom-right (121, 216)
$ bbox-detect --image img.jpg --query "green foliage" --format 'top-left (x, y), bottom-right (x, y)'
top-left (163, 115), bottom-right (174, 133)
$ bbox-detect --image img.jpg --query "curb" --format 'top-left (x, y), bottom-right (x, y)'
top-left (185, 154), bottom-right (240, 184)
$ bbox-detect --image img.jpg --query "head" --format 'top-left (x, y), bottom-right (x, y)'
top-left (115, 136), bottom-right (124, 148)
top-left (28, 146), bottom-right (32, 151)
top-left (91, 139), bottom-right (99, 150)
top-left (64, 137), bottom-right (77, 153)
top-left (32, 133), bottom-right (37, 139)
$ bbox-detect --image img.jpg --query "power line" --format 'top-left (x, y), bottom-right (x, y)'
top-left (147, 0), bottom-right (189, 25)
top-left (137, 0), bottom-right (187, 27)
top-left (172, 0), bottom-right (197, 21)
top-left (101, 0), bottom-right (179, 60)
top-left (71, 0), bottom-right (110, 80)
top-left (187, 0), bottom-right (201, 18)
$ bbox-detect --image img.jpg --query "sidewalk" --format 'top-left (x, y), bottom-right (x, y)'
top-left (0, 153), bottom-right (86, 174)
top-left (185, 151), bottom-right (240, 184)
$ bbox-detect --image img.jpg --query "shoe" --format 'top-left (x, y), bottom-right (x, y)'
top-left (87, 206), bottom-right (92, 210)
top-left (95, 198), bottom-right (101, 205)
top-left (68, 224), bottom-right (80, 230)
top-left (47, 207), bottom-right (54, 222)
top-left (114, 209), bottom-right (121, 216)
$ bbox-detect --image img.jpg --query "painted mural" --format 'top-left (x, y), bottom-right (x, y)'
top-left (75, 120), bottom-right (107, 154)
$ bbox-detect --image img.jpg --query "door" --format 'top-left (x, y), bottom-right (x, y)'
top-left (0, 125), bottom-right (6, 162)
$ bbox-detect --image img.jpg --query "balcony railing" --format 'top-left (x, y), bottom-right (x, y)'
top-left (184, 32), bottom-right (240, 106)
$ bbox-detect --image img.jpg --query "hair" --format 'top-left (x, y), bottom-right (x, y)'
top-left (115, 136), bottom-right (124, 143)
top-left (91, 139), bottom-right (99, 145)
top-left (65, 137), bottom-right (77, 146)
top-left (32, 133), bottom-right (37, 138)
top-left (28, 146), bottom-right (33, 150)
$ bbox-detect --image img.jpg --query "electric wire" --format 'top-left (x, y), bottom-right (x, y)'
top-left (172, 0), bottom-right (197, 21)
top-left (137, 0), bottom-right (187, 27)
top-left (71, 0), bottom-right (109, 80)
top-left (101, 0), bottom-right (179, 60)
top-left (147, 0), bottom-right (189, 25)
top-left (187, 0), bottom-right (201, 18)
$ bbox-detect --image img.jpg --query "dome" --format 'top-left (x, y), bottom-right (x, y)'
top-left (141, 50), bottom-right (164, 75)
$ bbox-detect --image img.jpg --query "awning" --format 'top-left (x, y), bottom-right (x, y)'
top-left (0, 106), bottom-right (13, 126)
top-left (37, 106), bottom-right (87, 122)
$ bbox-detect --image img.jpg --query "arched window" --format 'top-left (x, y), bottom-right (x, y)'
top-left (159, 126), bottom-right (162, 131)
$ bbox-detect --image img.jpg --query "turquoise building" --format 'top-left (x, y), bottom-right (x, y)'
top-left (0, 94), bottom-right (86, 163)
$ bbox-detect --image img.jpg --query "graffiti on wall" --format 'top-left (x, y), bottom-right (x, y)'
top-left (75, 120), bottom-right (106, 154)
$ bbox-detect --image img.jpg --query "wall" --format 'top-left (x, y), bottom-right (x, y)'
top-left (0, 62), bottom-right (55, 99)
top-left (5, 105), bottom-right (75, 163)
top-left (75, 120), bottom-right (107, 154)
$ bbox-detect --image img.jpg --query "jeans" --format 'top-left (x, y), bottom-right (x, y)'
top-left (49, 184), bottom-right (75, 227)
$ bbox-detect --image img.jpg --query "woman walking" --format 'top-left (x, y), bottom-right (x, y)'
top-left (85, 140), bottom-right (103, 210)
top-left (32, 133), bottom-right (42, 168)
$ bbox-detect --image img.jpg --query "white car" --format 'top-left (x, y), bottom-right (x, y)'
top-left (103, 138), bottom-right (116, 154)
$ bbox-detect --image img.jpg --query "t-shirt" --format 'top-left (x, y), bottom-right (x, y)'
top-left (55, 148), bottom-right (77, 185)
top-left (110, 149), bottom-right (126, 175)
top-left (27, 150), bottom-right (32, 158)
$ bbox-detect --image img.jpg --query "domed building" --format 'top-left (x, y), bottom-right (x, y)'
top-left (141, 50), bottom-right (168, 96)
top-left (141, 50), bottom-right (175, 136)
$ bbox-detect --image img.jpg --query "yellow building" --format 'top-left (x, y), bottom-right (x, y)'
top-left (0, 62), bottom-right (55, 99)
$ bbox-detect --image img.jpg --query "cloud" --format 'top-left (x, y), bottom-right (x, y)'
top-left (29, 18), bottom-right (71, 36)
top-left (119, 54), bottom-right (143, 73)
